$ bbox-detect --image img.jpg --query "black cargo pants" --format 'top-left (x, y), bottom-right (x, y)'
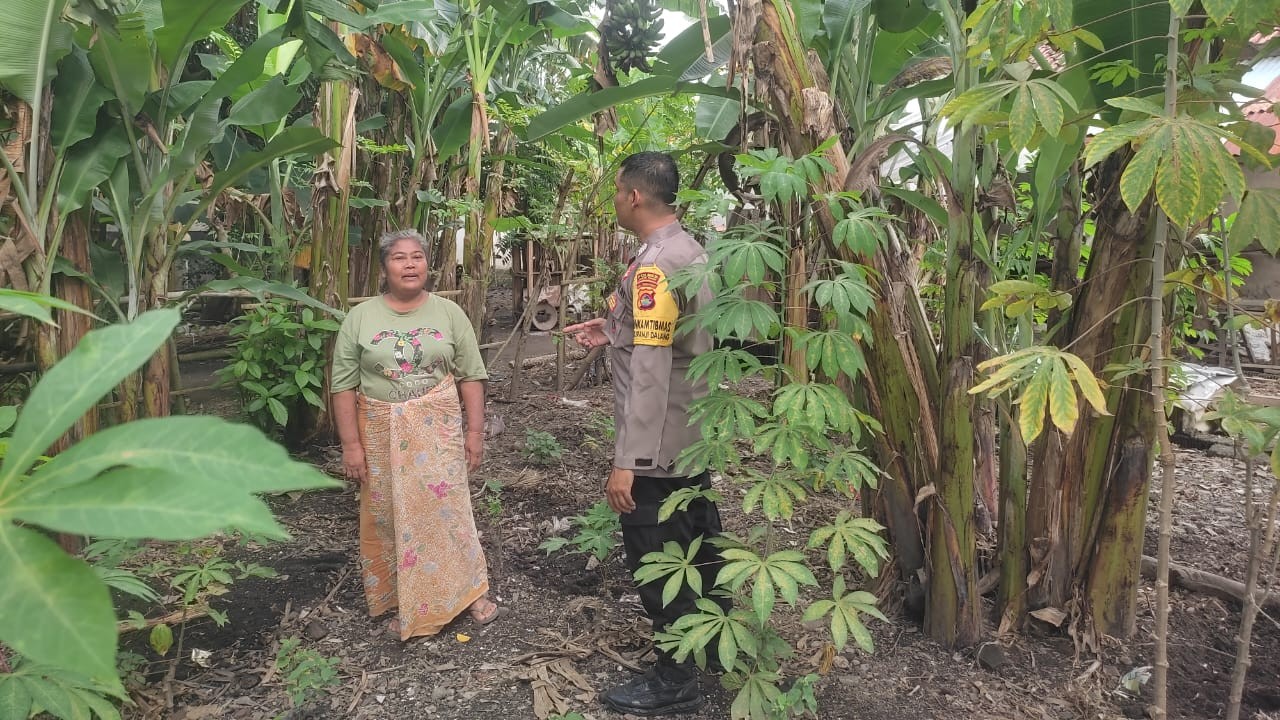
top-left (620, 471), bottom-right (730, 671)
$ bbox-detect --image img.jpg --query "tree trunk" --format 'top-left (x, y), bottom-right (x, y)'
top-left (310, 64), bottom-right (358, 439)
top-left (434, 171), bottom-right (461, 291)
top-left (41, 211), bottom-right (99, 444)
top-left (352, 77), bottom-right (395, 297)
top-left (997, 410), bottom-right (1028, 634)
top-left (310, 78), bottom-right (356, 311)
top-left (461, 89), bottom-right (492, 334)
top-left (1087, 429), bottom-right (1153, 636)
top-left (141, 242), bottom-right (172, 419)
top-left (35, 210), bottom-right (98, 553)
top-left (927, 27), bottom-right (983, 642)
top-left (927, 357), bottom-right (982, 646)
top-left (754, 0), bottom-right (938, 612)
top-left (1023, 166), bottom-right (1085, 603)
top-left (1026, 150), bottom-right (1157, 638)
top-left (477, 127), bottom-right (513, 333)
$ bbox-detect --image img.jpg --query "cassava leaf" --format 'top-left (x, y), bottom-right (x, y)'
top-left (1018, 362), bottom-right (1052, 442)
top-left (1047, 358), bottom-right (1079, 434)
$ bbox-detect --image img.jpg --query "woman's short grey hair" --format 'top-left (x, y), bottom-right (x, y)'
top-left (378, 229), bottom-right (430, 268)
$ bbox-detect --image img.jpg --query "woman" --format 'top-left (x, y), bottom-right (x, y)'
top-left (331, 229), bottom-right (503, 640)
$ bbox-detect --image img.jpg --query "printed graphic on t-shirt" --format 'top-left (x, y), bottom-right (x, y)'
top-left (632, 266), bottom-right (678, 347)
top-left (371, 328), bottom-right (446, 400)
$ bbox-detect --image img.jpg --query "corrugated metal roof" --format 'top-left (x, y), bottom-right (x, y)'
top-left (1242, 55), bottom-right (1280, 93)
top-left (1229, 48), bottom-right (1280, 155)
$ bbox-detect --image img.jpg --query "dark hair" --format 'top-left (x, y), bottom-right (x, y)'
top-left (619, 152), bottom-right (679, 208)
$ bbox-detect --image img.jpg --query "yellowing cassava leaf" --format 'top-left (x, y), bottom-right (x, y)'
top-left (1155, 122), bottom-right (1203, 229)
top-left (1018, 363), bottom-right (1052, 443)
top-left (940, 84), bottom-right (1012, 127)
top-left (980, 295), bottom-right (1006, 312)
top-left (989, 279), bottom-right (1046, 295)
top-left (1009, 86), bottom-right (1037, 150)
top-left (1028, 82), bottom-right (1064, 137)
top-left (1191, 122), bottom-right (1245, 204)
top-left (1105, 95), bottom-right (1165, 117)
top-left (1083, 119), bottom-right (1159, 169)
top-left (1006, 299), bottom-right (1032, 317)
top-left (1178, 127), bottom-right (1232, 225)
top-left (970, 351), bottom-right (1042, 396)
top-left (1062, 352), bottom-right (1111, 415)
top-left (1119, 126), bottom-right (1163, 213)
top-left (1047, 359), bottom-right (1080, 435)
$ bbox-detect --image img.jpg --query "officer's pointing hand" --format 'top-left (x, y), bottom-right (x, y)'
top-left (564, 318), bottom-right (608, 349)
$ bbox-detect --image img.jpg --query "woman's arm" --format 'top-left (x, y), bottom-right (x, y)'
top-left (459, 380), bottom-right (486, 473)
top-left (332, 389), bottom-right (367, 483)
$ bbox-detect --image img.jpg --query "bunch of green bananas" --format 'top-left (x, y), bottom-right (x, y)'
top-left (601, 0), bottom-right (664, 73)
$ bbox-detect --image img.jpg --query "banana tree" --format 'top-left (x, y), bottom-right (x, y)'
top-left (376, 13), bottom-right (469, 290)
top-left (528, 0), bottom-right (1280, 653)
top-left (929, 0), bottom-right (1280, 646)
top-left (0, 1), bottom-right (341, 419)
top-left (202, 6), bottom-right (314, 282)
top-left (456, 0), bottom-right (530, 331)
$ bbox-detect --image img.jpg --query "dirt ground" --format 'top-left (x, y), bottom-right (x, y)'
top-left (122, 294), bottom-right (1280, 720)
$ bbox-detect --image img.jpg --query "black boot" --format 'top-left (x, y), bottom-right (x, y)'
top-left (600, 664), bottom-right (704, 717)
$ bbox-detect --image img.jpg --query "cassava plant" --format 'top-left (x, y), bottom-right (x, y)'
top-left (1202, 391), bottom-right (1280, 720)
top-left (539, 501), bottom-right (624, 564)
top-left (634, 151), bottom-right (891, 720)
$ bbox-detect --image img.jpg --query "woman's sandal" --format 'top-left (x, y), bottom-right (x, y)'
top-left (469, 598), bottom-right (508, 626)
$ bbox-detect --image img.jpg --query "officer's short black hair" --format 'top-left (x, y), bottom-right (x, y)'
top-left (619, 152), bottom-right (679, 209)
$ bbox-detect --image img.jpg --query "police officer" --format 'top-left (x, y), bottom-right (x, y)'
top-left (566, 152), bottom-right (728, 716)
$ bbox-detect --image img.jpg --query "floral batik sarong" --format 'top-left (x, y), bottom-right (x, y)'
top-left (357, 375), bottom-right (489, 639)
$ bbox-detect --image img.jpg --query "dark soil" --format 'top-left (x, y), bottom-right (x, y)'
top-left (123, 290), bottom-right (1280, 720)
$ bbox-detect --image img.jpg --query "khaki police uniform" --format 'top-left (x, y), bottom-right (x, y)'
top-left (604, 222), bottom-right (713, 474)
top-left (603, 221), bottom-right (729, 667)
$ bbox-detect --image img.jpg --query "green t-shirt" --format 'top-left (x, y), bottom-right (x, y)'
top-left (331, 294), bottom-right (488, 403)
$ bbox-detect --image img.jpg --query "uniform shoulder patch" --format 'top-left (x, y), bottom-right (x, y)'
top-left (632, 265), bottom-right (678, 347)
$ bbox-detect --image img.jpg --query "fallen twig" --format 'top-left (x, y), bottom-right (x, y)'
top-left (320, 562), bottom-right (355, 607)
top-left (346, 669), bottom-right (368, 714)
top-left (564, 346), bottom-right (605, 391)
top-left (595, 643), bottom-right (645, 673)
top-left (1140, 555), bottom-right (1280, 611)
top-left (117, 602), bottom-right (211, 634)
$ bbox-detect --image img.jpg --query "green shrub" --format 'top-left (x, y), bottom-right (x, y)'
top-left (220, 299), bottom-right (339, 435)
top-left (523, 428), bottom-right (564, 464)
top-left (275, 638), bottom-right (341, 707)
top-left (538, 501), bottom-right (622, 562)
